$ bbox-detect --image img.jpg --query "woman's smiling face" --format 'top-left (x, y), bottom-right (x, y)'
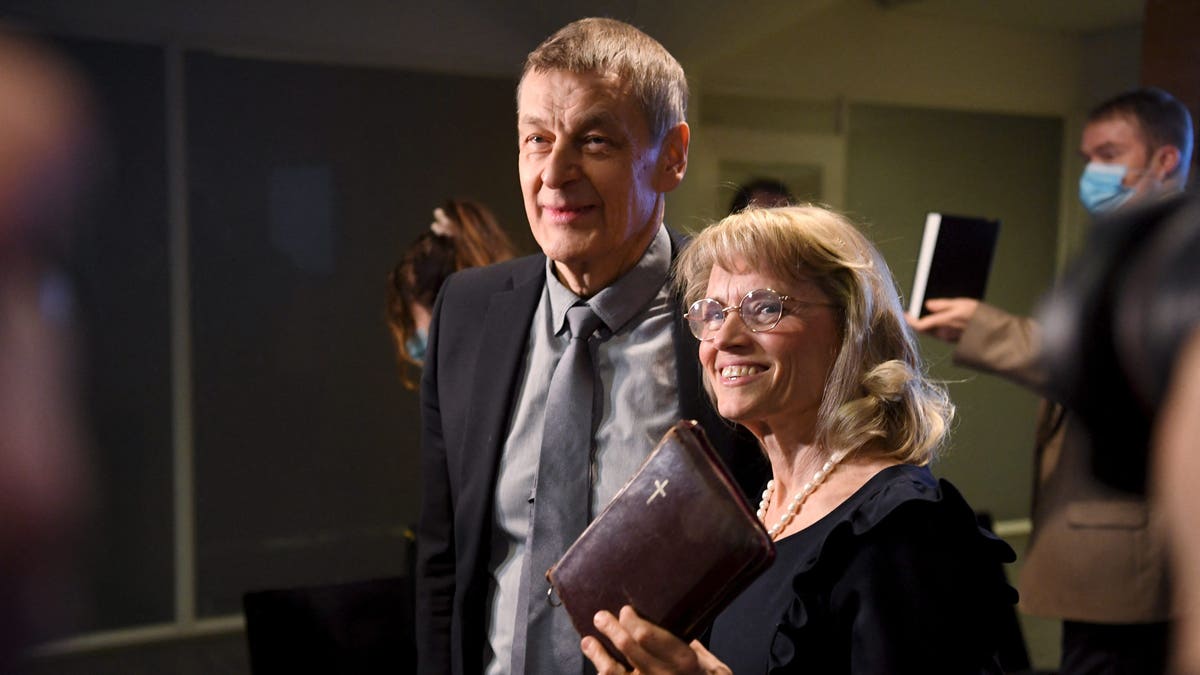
top-left (698, 262), bottom-right (841, 440)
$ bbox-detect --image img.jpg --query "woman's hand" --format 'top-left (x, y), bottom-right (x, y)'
top-left (581, 605), bottom-right (732, 675)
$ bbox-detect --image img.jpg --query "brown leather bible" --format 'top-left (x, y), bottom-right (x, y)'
top-left (546, 419), bottom-right (775, 667)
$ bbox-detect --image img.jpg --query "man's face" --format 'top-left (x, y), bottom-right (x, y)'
top-left (1080, 116), bottom-right (1151, 185)
top-left (517, 69), bottom-right (685, 294)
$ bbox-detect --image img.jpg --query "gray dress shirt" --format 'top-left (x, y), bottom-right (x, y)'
top-left (483, 225), bottom-right (681, 674)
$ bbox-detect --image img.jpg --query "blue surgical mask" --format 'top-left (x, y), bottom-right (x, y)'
top-left (406, 328), bottom-right (428, 364)
top-left (1079, 162), bottom-right (1134, 214)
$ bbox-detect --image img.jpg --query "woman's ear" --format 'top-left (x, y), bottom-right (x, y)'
top-left (653, 122), bottom-right (690, 193)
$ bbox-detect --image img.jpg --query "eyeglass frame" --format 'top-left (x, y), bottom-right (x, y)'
top-left (685, 287), bottom-right (835, 341)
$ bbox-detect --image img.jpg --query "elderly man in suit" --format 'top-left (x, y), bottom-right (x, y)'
top-left (910, 87), bottom-right (1194, 674)
top-left (415, 18), bottom-right (761, 675)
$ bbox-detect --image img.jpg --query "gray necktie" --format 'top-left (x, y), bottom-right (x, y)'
top-left (522, 302), bottom-right (604, 675)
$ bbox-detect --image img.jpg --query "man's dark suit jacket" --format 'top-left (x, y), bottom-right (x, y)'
top-left (415, 229), bottom-right (764, 675)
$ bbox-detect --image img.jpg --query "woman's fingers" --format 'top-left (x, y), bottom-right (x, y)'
top-left (581, 634), bottom-right (630, 674)
top-left (590, 606), bottom-right (705, 674)
top-left (689, 640), bottom-right (733, 675)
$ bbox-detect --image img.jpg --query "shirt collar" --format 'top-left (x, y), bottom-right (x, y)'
top-left (546, 224), bottom-right (671, 337)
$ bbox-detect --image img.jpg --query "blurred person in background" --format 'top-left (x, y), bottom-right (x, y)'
top-left (909, 87), bottom-right (1193, 673)
top-left (0, 28), bottom-right (97, 673)
top-left (1037, 193), bottom-right (1200, 674)
top-left (727, 178), bottom-right (794, 215)
top-left (386, 198), bottom-right (516, 389)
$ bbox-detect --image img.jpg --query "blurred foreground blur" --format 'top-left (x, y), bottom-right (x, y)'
top-left (0, 27), bottom-right (97, 674)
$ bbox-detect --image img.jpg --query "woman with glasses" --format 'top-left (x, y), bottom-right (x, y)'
top-left (583, 205), bottom-right (1017, 674)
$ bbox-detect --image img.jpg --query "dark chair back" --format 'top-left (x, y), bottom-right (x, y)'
top-left (242, 575), bottom-right (415, 674)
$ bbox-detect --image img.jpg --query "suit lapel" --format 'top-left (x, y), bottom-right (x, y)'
top-left (458, 256), bottom-right (545, 583)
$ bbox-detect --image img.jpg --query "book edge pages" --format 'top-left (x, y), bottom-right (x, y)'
top-left (908, 212), bottom-right (942, 317)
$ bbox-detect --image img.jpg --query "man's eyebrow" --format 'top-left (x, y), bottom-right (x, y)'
top-left (517, 114), bottom-right (546, 128)
top-left (518, 109), bottom-right (622, 129)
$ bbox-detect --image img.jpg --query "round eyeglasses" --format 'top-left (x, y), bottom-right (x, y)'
top-left (686, 288), bottom-right (831, 341)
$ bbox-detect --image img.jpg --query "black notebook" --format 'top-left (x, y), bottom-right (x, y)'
top-left (908, 212), bottom-right (1001, 318)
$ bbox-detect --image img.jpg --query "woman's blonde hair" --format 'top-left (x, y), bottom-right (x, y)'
top-left (674, 205), bottom-right (953, 464)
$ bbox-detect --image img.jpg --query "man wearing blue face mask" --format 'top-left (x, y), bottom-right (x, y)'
top-left (910, 87), bottom-right (1193, 674)
top-left (1078, 88), bottom-right (1192, 215)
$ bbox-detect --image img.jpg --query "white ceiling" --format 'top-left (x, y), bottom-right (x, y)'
top-left (0, 0), bottom-right (1145, 78)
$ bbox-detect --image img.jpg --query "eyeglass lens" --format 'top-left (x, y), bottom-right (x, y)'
top-left (687, 288), bottom-right (785, 340)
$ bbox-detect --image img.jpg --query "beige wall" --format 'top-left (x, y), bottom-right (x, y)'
top-left (670, 0), bottom-right (1142, 253)
top-left (695, 0), bottom-right (1084, 116)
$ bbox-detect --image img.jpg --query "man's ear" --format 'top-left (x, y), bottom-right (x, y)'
top-left (1151, 144), bottom-right (1182, 181)
top-left (653, 122), bottom-right (690, 193)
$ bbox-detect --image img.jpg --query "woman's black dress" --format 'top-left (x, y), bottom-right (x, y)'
top-left (708, 464), bottom-right (1017, 674)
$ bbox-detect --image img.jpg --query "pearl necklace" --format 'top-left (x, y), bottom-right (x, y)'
top-left (757, 450), bottom-right (849, 539)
